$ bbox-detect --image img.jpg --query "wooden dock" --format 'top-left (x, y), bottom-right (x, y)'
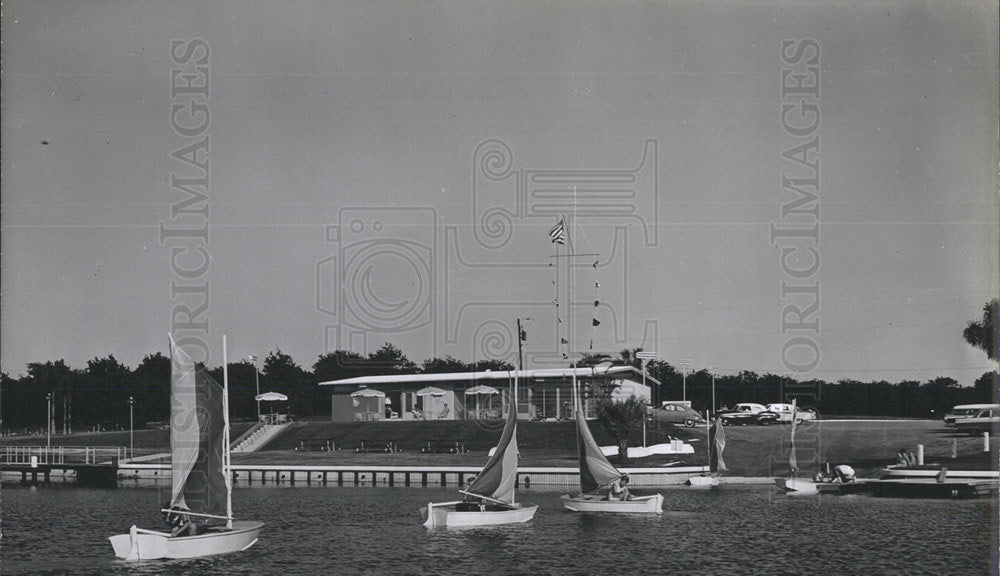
top-left (816, 481), bottom-right (872, 495)
top-left (866, 478), bottom-right (998, 499)
top-left (1, 446), bottom-right (124, 488)
top-left (117, 462), bottom-right (708, 488)
top-left (817, 468), bottom-right (999, 499)
top-left (3, 462), bottom-right (119, 488)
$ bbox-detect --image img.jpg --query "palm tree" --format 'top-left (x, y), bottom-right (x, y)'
top-left (617, 348), bottom-right (644, 369)
top-left (595, 395), bottom-right (648, 466)
top-left (963, 299), bottom-right (998, 361)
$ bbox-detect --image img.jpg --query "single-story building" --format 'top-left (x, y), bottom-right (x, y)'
top-left (319, 366), bottom-right (658, 422)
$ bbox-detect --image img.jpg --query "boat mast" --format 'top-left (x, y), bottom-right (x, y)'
top-left (516, 318), bottom-right (524, 372)
top-left (512, 371), bottom-right (518, 506)
top-left (222, 335), bottom-right (233, 528)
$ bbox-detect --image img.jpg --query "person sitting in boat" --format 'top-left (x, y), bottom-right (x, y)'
top-left (896, 448), bottom-right (909, 466)
top-left (609, 474), bottom-right (632, 501)
top-left (163, 505), bottom-right (198, 537)
top-left (459, 494), bottom-right (486, 512)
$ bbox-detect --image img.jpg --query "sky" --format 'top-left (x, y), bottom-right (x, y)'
top-left (2, 1), bottom-right (997, 385)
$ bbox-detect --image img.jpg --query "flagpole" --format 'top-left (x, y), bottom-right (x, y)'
top-left (706, 410), bottom-right (714, 474)
top-left (572, 186), bottom-right (586, 351)
top-left (517, 318), bottom-right (524, 372)
top-left (222, 334), bottom-right (233, 528)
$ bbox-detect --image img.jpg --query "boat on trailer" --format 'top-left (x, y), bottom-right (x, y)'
top-left (421, 375), bottom-right (537, 527)
top-left (110, 335), bottom-right (264, 560)
top-left (560, 376), bottom-right (663, 513)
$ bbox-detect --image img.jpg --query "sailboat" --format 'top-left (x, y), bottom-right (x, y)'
top-left (109, 335), bottom-right (264, 560)
top-left (689, 414), bottom-right (726, 487)
top-left (561, 379), bottom-right (663, 513)
top-left (774, 398), bottom-right (817, 495)
top-left (421, 375), bottom-right (537, 527)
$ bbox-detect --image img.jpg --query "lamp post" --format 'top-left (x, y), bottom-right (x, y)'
top-left (129, 396), bottom-right (134, 460)
top-left (46, 392), bottom-right (52, 448)
top-left (709, 366), bottom-right (717, 416)
top-left (636, 352), bottom-right (657, 406)
top-left (635, 352), bottom-right (658, 446)
top-left (680, 358), bottom-right (693, 403)
top-left (248, 355), bottom-right (260, 422)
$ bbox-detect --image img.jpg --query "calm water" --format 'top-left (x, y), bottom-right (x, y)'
top-left (2, 483), bottom-right (996, 575)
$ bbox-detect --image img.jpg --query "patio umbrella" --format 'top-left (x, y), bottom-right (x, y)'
top-left (415, 386), bottom-right (447, 417)
top-left (464, 385), bottom-right (499, 417)
top-left (464, 385), bottom-right (499, 395)
top-left (350, 388), bottom-right (385, 417)
top-left (255, 391), bottom-right (288, 420)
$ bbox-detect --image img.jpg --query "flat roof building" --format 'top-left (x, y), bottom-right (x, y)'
top-left (319, 366), bottom-right (659, 423)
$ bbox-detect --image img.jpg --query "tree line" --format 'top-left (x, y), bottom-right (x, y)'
top-left (3, 299), bottom-right (995, 434)
top-left (0, 343), bottom-right (515, 434)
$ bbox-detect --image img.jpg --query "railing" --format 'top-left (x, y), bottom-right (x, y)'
top-left (1, 446), bottom-right (127, 465)
top-left (230, 421), bottom-right (265, 448)
top-left (232, 423), bottom-right (287, 453)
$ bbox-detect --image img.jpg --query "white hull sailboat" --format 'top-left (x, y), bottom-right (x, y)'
top-left (422, 501), bottom-right (538, 528)
top-left (110, 335), bottom-right (264, 560)
top-left (561, 377), bottom-right (663, 513)
top-left (109, 521), bottom-right (263, 560)
top-left (421, 374), bottom-right (537, 527)
top-left (774, 399), bottom-right (818, 495)
top-left (560, 493), bottom-right (664, 513)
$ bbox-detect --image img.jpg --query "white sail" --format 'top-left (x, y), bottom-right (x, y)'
top-left (574, 382), bottom-right (621, 494)
top-left (465, 376), bottom-right (519, 504)
top-left (168, 334), bottom-right (227, 520)
top-left (789, 398), bottom-right (798, 472)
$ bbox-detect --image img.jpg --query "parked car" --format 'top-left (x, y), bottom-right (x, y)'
top-left (754, 411), bottom-right (780, 426)
top-left (954, 408), bottom-right (1000, 436)
top-left (944, 404), bottom-right (999, 427)
top-left (719, 403), bottom-right (768, 426)
top-left (763, 403), bottom-right (816, 423)
top-left (652, 402), bottom-right (705, 428)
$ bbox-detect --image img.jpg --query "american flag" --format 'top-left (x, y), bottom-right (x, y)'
top-left (548, 220), bottom-right (566, 244)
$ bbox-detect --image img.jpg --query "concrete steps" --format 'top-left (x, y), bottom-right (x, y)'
top-left (231, 423), bottom-right (289, 453)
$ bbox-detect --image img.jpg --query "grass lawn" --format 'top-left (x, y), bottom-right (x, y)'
top-left (0, 423), bottom-right (255, 460)
top-left (3, 419), bottom-right (993, 478)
